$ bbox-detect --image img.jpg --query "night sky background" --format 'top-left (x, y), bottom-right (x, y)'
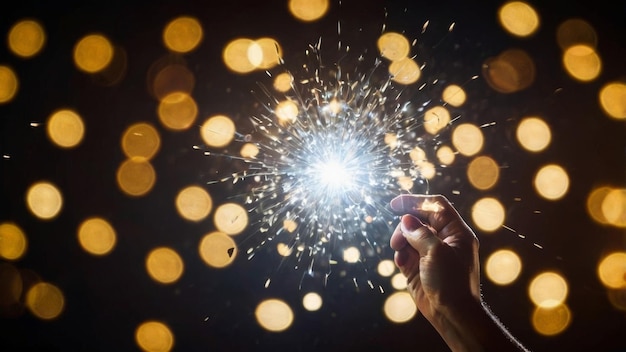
top-left (1, 0), bottom-right (625, 351)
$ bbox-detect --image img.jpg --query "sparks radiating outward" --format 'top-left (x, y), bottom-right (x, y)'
top-left (207, 32), bottom-right (446, 288)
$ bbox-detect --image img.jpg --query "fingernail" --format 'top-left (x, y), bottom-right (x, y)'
top-left (401, 215), bottom-right (425, 233)
top-left (389, 196), bottom-right (403, 212)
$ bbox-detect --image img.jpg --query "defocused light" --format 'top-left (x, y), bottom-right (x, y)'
top-left (47, 109), bottom-right (85, 148)
top-left (288, 0), bottom-right (329, 22)
top-left (273, 72), bottom-right (293, 92)
top-left (0, 223), bottom-right (27, 260)
top-left (149, 62), bottom-right (195, 101)
top-left (607, 289), bottom-right (626, 312)
top-left (532, 303), bottom-right (571, 336)
top-left (199, 232), bottom-right (237, 268)
top-left (471, 197), bottom-right (505, 232)
top-left (275, 100), bottom-right (299, 125)
top-left (223, 38), bottom-right (257, 74)
top-left (417, 161), bottom-right (436, 180)
top-left (452, 123), bottom-right (483, 156)
top-left (556, 18), bottom-right (597, 51)
top-left (200, 115), bottom-right (236, 148)
top-left (436, 145), bottom-right (455, 165)
top-left (26, 181), bottom-right (63, 220)
top-left (377, 259), bottom-right (396, 277)
top-left (251, 37), bottom-right (282, 70)
top-left (146, 247), bottom-right (184, 284)
top-left (391, 273), bottom-right (408, 290)
top-left (240, 143), bottom-right (259, 158)
top-left (483, 48), bottom-right (535, 93)
top-left (516, 116), bottom-right (551, 152)
top-left (25, 282), bottom-right (64, 320)
top-left (467, 155), bottom-right (500, 190)
top-left (214, 203), bottom-right (248, 235)
top-left (599, 82), bottom-right (626, 120)
top-left (302, 292), bottom-right (323, 311)
top-left (498, 1), bottom-right (540, 37)
top-left (135, 320), bottom-right (174, 352)
top-left (442, 84), bottom-right (466, 107)
top-left (121, 122), bottom-right (160, 160)
top-left (77, 217), bottom-right (116, 256)
top-left (8, 19), bottom-right (46, 58)
top-left (276, 242), bottom-right (293, 257)
top-left (73, 34), bottom-right (114, 73)
top-left (0, 65), bottom-right (19, 104)
top-left (562, 45), bottom-right (601, 82)
top-left (343, 246), bottom-right (360, 263)
top-left (116, 158), bottom-right (156, 197)
top-left (485, 249), bottom-right (522, 285)
top-left (158, 92), bottom-right (198, 130)
top-left (163, 16), bottom-right (203, 53)
top-left (586, 186), bottom-right (613, 225)
top-left (283, 219), bottom-right (298, 233)
top-left (601, 188), bottom-right (626, 228)
top-left (175, 185), bottom-right (212, 222)
top-left (423, 106), bottom-right (451, 135)
top-left (377, 32), bottom-right (410, 61)
top-left (255, 298), bottom-right (294, 332)
top-left (598, 252), bottom-right (626, 289)
top-left (529, 271), bottom-right (569, 308)
top-left (383, 291), bottom-right (417, 323)
top-left (533, 164), bottom-right (569, 200)
top-left (389, 57), bottom-right (421, 85)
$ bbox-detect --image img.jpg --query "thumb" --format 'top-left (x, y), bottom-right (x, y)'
top-left (400, 214), bottom-right (442, 257)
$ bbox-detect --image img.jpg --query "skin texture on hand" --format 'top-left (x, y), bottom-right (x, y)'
top-left (389, 194), bottom-right (529, 352)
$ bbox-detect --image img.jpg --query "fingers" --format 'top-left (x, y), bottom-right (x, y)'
top-left (400, 214), bottom-right (441, 257)
top-left (389, 194), bottom-right (462, 234)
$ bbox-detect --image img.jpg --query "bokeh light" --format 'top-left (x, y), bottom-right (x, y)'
top-left (145, 247), bottom-right (184, 284)
top-left (135, 320), bottom-right (174, 352)
top-left (528, 271), bottom-right (569, 308)
top-left (0, 65), bottom-right (19, 104)
top-left (116, 158), bottom-right (156, 197)
top-left (223, 38), bottom-right (258, 74)
top-left (25, 282), bottom-right (64, 320)
top-left (483, 48), bottom-right (535, 93)
top-left (77, 217), bottom-right (116, 256)
top-left (121, 122), bottom-right (161, 160)
top-left (562, 45), bottom-right (602, 82)
top-left (598, 82), bottom-right (626, 120)
top-left (442, 84), bottom-right (466, 107)
top-left (158, 92), bottom-right (198, 131)
top-left (302, 292), bottom-right (323, 311)
top-left (214, 203), bottom-right (248, 235)
top-left (46, 109), bottom-right (85, 149)
top-left (485, 249), bottom-right (522, 285)
top-left (288, 0), bottom-right (329, 22)
top-left (533, 164), bottom-right (569, 201)
top-left (471, 197), bottom-right (505, 232)
top-left (532, 304), bottom-right (572, 336)
top-left (25, 181), bottom-right (63, 220)
top-left (175, 185), bottom-right (212, 222)
top-left (8, 19), bottom-right (46, 58)
top-left (516, 116), bottom-right (551, 153)
top-left (73, 34), bottom-right (114, 73)
top-left (0, 222), bottom-right (27, 261)
top-left (467, 155), bottom-right (500, 190)
top-left (388, 57), bottom-right (421, 85)
top-left (452, 123), bottom-right (484, 157)
top-left (383, 291), bottom-right (417, 323)
top-left (601, 188), bottom-right (626, 228)
top-left (497, 1), bottom-right (539, 37)
top-left (198, 231), bottom-right (237, 268)
top-left (163, 16), bottom-right (203, 53)
top-left (200, 115), bottom-right (236, 148)
top-left (377, 32), bottom-right (410, 61)
top-left (255, 298), bottom-right (294, 332)
top-left (556, 18), bottom-right (597, 51)
top-left (423, 106), bottom-right (451, 135)
top-left (597, 252), bottom-right (626, 289)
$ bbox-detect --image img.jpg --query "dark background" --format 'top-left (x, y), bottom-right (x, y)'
top-left (1, 0), bottom-right (625, 351)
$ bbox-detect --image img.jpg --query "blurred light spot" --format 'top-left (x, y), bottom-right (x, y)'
top-left (516, 116), bottom-right (551, 152)
top-left (599, 82), bottom-right (626, 120)
top-left (377, 259), bottom-right (396, 277)
top-left (283, 219), bottom-right (297, 233)
top-left (275, 100), bottom-right (299, 125)
top-left (471, 197), bottom-right (505, 232)
top-left (77, 217), bottom-right (116, 256)
top-left (0, 263), bottom-right (23, 317)
top-left (26, 181), bottom-right (63, 220)
top-left (0, 223), bottom-right (27, 260)
top-left (467, 155), bottom-right (500, 190)
top-left (534, 164), bottom-right (569, 201)
top-left (498, 1), bottom-right (539, 37)
top-left (436, 145), bottom-right (455, 165)
top-left (240, 143), bottom-right (259, 158)
top-left (452, 123), bottom-right (483, 156)
top-left (343, 246), bottom-right (360, 263)
top-left (423, 105), bottom-right (450, 135)
top-left (0, 65), bottom-right (19, 104)
top-left (277, 242), bottom-right (293, 257)
top-left (377, 32), bottom-right (410, 61)
top-left (485, 249), bottom-right (522, 285)
top-left (601, 188), bottom-right (626, 228)
top-left (47, 109), bottom-right (85, 148)
top-left (598, 252), bottom-right (626, 289)
top-left (562, 45), bottom-right (601, 82)
top-left (149, 61), bottom-right (195, 101)
top-left (442, 84), bottom-right (466, 107)
top-left (73, 34), bottom-right (113, 73)
top-left (135, 320), bottom-right (174, 352)
top-left (146, 247), bottom-right (184, 284)
top-left (532, 304), bottom-right (571, 336)
top-left (529, 271), bottom-right (569, 308)
top-left (223, 38), bottom-right (256, 74)
top-left (483, 48), bottom-right (535, 93)
top-left (397, 176), bottom-right (413, 191)
top-left (163, 16), bottom-right (203, 53)
top-left (199, 231), bottom-right (237, 268)
top-left (200, 115), bottom-right (236, 148)
top-left (214, 203), bottom-right (248, 235)
top-left (409, 146), bottom-right (426, 164)
top-left (385, 133), bottom-right (399, 149)
top-left (116, 158), bottom-right (156, 197)
top-left (302, 292), bottom-right (322, 311)
top-left (607, 289), bottom-right (626, 312)
top-left (8, 19), bottom-right (46, 58)
top-left (288, 0), bottom-right (329, 22)
top-left (121, 122), bottom-right (161, 160)
top-left (273, 72), bottom-right (293, 93)
top-left (255, 298), bottom-right (294, 332)
top-left (391, 273), bottom-right (408, 290)
top-left (158, 92), bottom-right (198, 131)
top-left (175, 185), bottom-right (212, 222)
top-left (25, 282), bottom-right (64, 320)
top-left (417, 161), bottom-right (436, 180)
top-left (252, 37), bottom-right (282, 70)
top-left (383, 291), bottom-right (416, 323)
top-left (556, 18), bottom-right (597, 51)
top-left (389, 57), bottom-right (421, 85)
top-left (586, 186), bottom-right (613, 225)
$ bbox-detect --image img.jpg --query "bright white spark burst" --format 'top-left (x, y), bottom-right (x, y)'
top-left (209, 37), bottom-right (437, 288)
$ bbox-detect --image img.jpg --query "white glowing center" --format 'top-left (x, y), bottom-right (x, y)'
top-left (316, 159), bottom-right (352, 191)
